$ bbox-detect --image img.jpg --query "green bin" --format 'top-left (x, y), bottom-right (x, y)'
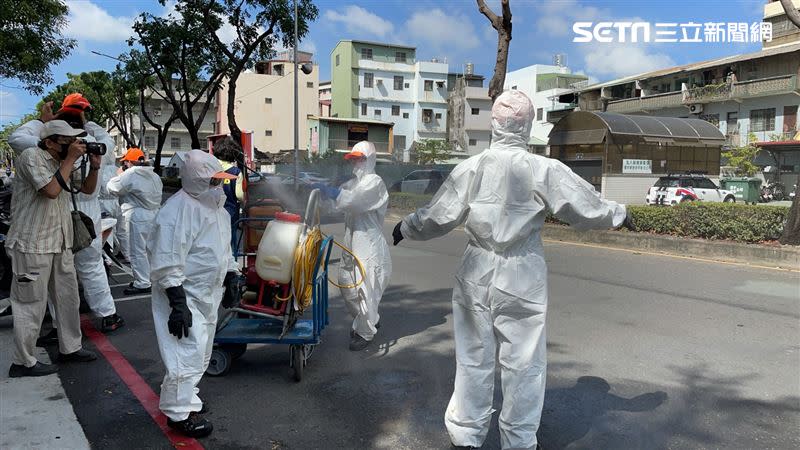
top-left (720, 177), bottom-right (762, 204)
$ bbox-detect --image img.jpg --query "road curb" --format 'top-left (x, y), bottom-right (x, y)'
top-left (388, 210), bottom-right (800, 270)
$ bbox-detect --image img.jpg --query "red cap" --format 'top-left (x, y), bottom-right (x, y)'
top-left (59, 93), bottom-right (93, 115)
top-left (121, 148), bottom-right (145, 162)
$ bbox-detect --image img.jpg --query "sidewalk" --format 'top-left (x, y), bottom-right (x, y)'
top-left (0, 315), bottom-right (90, 450)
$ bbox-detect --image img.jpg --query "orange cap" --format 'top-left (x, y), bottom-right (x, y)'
top-left (59, 93), bottom-right (93, 114)
top-left (344, 150), bottom-right (365, 160)
top-left (212, 170), bottom-right (238, 180)
top-left (121, 148), bottom-right (145, 162)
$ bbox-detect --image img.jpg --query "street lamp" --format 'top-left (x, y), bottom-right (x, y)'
top-left (293, 0), bottom-right (313, 189)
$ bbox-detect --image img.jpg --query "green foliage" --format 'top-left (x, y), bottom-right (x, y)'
top-left (0, 1), bottom-right (75, 94)
top-left (0, 112), bottom-right (39, 161)
top-left (722, 133), bottom-right (760, 177)
top-left (412, 139), bottom-right (454, 165)
top-left (388, 193), bottom-right (434, 211)
top-left (627, 203), bottom-right (788, 243)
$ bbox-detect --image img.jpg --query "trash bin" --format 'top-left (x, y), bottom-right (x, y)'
top-left (720, 177), bottom-right (762, 204)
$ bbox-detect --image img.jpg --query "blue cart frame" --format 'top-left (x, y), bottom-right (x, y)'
top-left (208, 217), bottom-right (334, 381)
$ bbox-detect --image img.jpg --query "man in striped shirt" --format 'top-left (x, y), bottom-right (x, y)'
top-left (6, 120), bottom-right (99, 378)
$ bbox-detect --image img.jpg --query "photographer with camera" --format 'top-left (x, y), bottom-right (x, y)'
top-left (8, 94), bottom-right (124, 338)
top-left (6, 120), bottom-right (100, 377)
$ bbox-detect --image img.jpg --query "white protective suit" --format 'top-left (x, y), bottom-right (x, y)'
top-left (149, 150), bottom-right (238, 421)
top-left (400, 91), bottom-right (627, 449)
top-left (8, 119), bottom-right (118, 317)
top-left (332, 141), bottom-right (392, 341)
top-left (107, 166), bottom-right (163, 289)
top-left (99, 165), bottom-right (124, 255)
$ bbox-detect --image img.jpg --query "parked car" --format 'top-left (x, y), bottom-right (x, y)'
top-left (298, 171), bottom-right (330, 184)
top-left (646, 174), bottom-right (736, 205)
top-left (389, 170), bottom-right (449, 195)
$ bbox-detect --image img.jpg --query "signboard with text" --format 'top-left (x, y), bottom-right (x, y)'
top-left (623, 159), bottom-right (652, 174)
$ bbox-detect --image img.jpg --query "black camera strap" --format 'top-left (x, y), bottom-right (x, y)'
top-left (53, 165), bottom-right (83, 211)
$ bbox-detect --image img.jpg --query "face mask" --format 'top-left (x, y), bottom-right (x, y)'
top-left (197, 186), bottom-right (224, 209)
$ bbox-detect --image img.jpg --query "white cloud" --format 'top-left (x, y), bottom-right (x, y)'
top-left (217, 22), bottom-right (238, 45)
top-left (64, 0), bottom-right (135, 43)
top-left (405, 9), bottom-right (481, 54)
top-left (534, 0), bottom-right (609, 37)
top-left (583, 44), bottom-right (675, 79)
top-left (324, 5), bottom-right (395, 38)
top-left (0, 90), bottom-right (23, 126)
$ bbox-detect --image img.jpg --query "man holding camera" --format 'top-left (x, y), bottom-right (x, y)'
top-left (6, 120), bottom-right (99, 377)
top-left (9, 94), bottom-right (124, 337)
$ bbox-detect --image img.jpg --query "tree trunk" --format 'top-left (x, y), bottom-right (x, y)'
top-left (779, 174), bottom-right (800, 245)
top-left (780, 0), bottom-right (800, 28)
top-left (489, 30), bottom-right (512, 102)
top-left (226, 73), bottom-right (243, 145)
top-left (477, 0), bottom-right (512, 103)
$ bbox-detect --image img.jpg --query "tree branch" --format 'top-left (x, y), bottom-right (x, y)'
top-left (780, 0), bottom-right (800, 29)
top-left (476, 0), bottom-right (499, 26)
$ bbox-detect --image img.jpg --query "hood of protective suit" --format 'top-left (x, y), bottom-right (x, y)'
top-left (181, 149), bottom-right (226, 208)
top-left (490, 90), bottom-right (534, 151)
top-left (350, 141), bottom-right (377, 179)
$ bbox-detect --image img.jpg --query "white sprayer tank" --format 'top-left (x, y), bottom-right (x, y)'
top-left (255, 212), bottom-right (303, 284)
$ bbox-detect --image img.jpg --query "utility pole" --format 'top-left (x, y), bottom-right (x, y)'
top-left (293, 0), bottom-right (299, 189)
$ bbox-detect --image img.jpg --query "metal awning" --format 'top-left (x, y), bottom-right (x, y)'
top-left (548, 111), bottom-right (725, 147)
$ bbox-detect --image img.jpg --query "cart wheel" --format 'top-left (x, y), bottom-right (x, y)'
top-left (206, 348), bottom-right (232, 377)
top-left (222, 343), bottom-right (247, 360)
top-left (290, 345), bottom-right (304, 382)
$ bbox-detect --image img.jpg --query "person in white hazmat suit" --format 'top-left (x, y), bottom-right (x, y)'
top-left (107, 148), bottom-right (163, 295)
top-left (393, 91), bottom-right (632, 450)
top-left (148, 150), bottom-right (241, 438)
top-left (99, 163), bottom-right (126, 262)
top-left (314, 141), bottom-right (392, 352)
top-left (8, 95), bottom-right (125, 335)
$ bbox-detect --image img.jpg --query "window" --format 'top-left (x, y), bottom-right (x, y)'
top-left (363, 73), bottom-right (374, 88)
top-left (361, 103), bottom-right (367, 116)
top-left (374, 109), bottom-right (382, 117)
top-left (306, 82), bottom-right (314, 88)
top-left (696, 178), bottom-right (718, 189)
top-left (170, 137), bottom-right (181, 149)
top-left (471, 107), bottom-right (479, 115)
top-left (265, 97), bottom-right (272, 104)
top-left (512, 85), bottom-right (518, 90)
top-left (726, 112), bottom-right (738, 133)
top-left (361, 48), bottom-right (373, 60)
top-left (468, 138), bottom-right (477, 146)
top-left (394, 135), bottom-right (406, 151)
top-left (392, 105), bottom-right (400, 116)
top-left (335, 54), bottom-right (340, 66)
top-left (750, 108), bottom-right (776, 132)
top-left (424, 80), bottom-right (433, 91)
top-left (536, 108), bottom-right (543, 121)
top-left (273, 64), bottom-right (284, 76)
top-left (404, 82), bottom-right (410, 88)
top-left (265, 130), bottom-right (272, 137)
top-left (145, 135), bottom-right (155, 147)
top-left (395, 52), bottom-right (406, 62)
top-left (402, 112), bottom-right (409, 119)
top-left (435, 112), bottom-right (442, 119)
top-left (394, 76), bottom-right (404, 90)
top-left (422, 109), bottom-right (433, 123)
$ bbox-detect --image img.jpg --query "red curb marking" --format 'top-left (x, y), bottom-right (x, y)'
top-left (81, 315), bottom-right (204, 450)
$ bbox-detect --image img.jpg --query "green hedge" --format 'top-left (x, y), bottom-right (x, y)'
top-left (627, 203), bottom-right (788, 243)
top-left (389, 193), bottom-right (434, 211)
top-left (392, 194), bottom-right (789, 243)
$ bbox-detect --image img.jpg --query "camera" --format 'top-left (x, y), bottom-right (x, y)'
top-left (84, 142), bottom-right (107, 156)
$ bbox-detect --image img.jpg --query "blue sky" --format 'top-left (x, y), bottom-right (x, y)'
top-left (0, 0), bottom-right (767, 126)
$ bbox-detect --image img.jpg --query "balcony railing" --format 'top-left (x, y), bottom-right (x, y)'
top-left (606, 91), bottom-right (683, 113)
top-left (732, 75), bottom-right (799, 99)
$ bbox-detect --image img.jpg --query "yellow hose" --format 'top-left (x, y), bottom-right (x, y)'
top-left (283, 218), bottom-right (366, 312)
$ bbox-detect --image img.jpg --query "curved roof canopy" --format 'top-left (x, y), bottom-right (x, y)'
top-left (548, 111), bottom-right (725, 147)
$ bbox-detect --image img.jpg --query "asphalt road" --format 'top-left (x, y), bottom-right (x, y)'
top-left (41, 220), bottom-right (800, 449)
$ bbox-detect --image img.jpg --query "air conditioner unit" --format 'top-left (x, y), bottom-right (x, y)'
top-left (688, 104), bottom-right (703, 114)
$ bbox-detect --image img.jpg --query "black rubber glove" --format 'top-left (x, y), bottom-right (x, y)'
top-left (222, 271), bottom-right (243, 309)
top-left (392, 222), bottom-right (404, 246)
top-left (165, 286), bottom-right (192, 339)
top-left (621, 209), bottom-right (635, 230)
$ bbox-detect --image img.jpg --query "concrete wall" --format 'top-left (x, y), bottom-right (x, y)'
top-left (331, 42), bottom-right (356, 117)
top-left (601, 174), bottom-right (721, 204)
top-left (217, 67), bottom-right (319, 154)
